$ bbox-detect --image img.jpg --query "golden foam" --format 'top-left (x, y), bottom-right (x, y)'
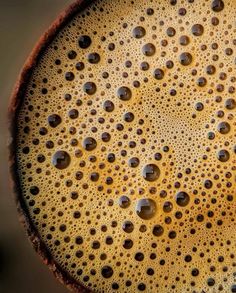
top-left (15, 0), bottom-right (236, 292)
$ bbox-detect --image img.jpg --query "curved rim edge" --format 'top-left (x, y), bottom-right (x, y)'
top-left (8, 1), bottom-right (94, 292)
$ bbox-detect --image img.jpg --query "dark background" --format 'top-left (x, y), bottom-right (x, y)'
top-left (0, 1), bottom-right (72, 292)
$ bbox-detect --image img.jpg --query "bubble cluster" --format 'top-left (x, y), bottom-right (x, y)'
top-left (15, 0), bottom-right (236, 292)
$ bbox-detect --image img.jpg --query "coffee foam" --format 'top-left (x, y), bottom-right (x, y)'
top-left (15, 0), bottom-right (236, 292)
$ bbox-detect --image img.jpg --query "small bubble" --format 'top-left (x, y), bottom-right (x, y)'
top-left (65, 72), bottom-right (75, 81)
top-left (107, 153), bottom-right (115, 163)
top-left (197, 77), bottom-right (207, 87)
top-left (112, 283), bottom-right (119, 290)
top-left (48, 114), bottom-right (61, 128)
top-left (122, 221), bottom-right (134, 233)
top-left (88, 52), bottom-right (100, 64)
top-left (217, 121), bottom-right (230, 134)
top-left (178, 5), bottom-right (186, 13)
top-left (208, 132), bottom-right (215, 140)
top-left (135, 252), bottom-right (144, 261)
top-left (191, 268), bottom-right (199, 276)
top-left (90, 172), bottom-right (99, 182)
top-left (204, 180), bottom-right (213, 189)
top-left (83, 82), bottom-right (97, 95)
top-left (103, 100), bottom-right (114, 112)
top-left (166, 27), bottom-right (176, 37)
top-left (179, 35), bottom-right (190, 46)
top-left (118, 196), bottom-right (130, 208)
top-left (176, 191), bottom-right (190, 207)
top-left (166, 60), bottom-right (174, 69)
top-left (78, 35), bottom-right (91, 49)
top-left (152, 225), bottom-right (164, 236)
top-left (179, 52), bottom-right (192, 66)
top-left (142, 164), bottom-right (160, 181)
top-left (46, 140), bottom-right (54, 149)
top-left (30, 186), bottom-right (39, 195)
top-left (138, 283), bottom-right (146, 291)
top-left (68, 109), bottom-right (79, 119)
top-left (184, 255), bottom-right (192, 262)
top-left (192, 24), bottom-right (204, 36)
top-left (76, 62), bottom-right (85, 71)
top-left (83, 137), bottom-right (97, 151)
top-left (170, 0), bottom-right (177, 5)
top-left (64, 93), bottom-right (72, 101)
top-left (101, 266), bottom-right (113, 278)
top-left (195, 102), bottom-right (204, 111)
top-left (39, 127), bottom-right (47, 136)
top-left (225, 98), bottom-right (236, 110)
top-left (136, 198), bottom-right (157, 220)
top-left (117, 86), bottom-right (132, 101)
top-left (128, 157), bottom-right (140, 168)
top-left (68, 50), bottom-right (77, 59)
top-left (147, 268), bottom-right (154, 275)
top-left (153, 68), bottom-right (164, 80)
top-left (55, 59), bottom-right (61, 65)
top-left (154, 153), bottom-right (162, 161)
top-left (92, 241), bottom-right (100, 249)
top-left (163, 201), bottom-right (173, 212)
top-left (140, 62), bottom-right (149, 71)
top-left (37, 154), bottom-right (45, 163)
top-left (142, 43), bottom-right (156, 56)
top-left (217, 149), bottom-right (230, 162)
top-left (123, 239), bottom-right (133, 249)
top-left (168, 230), bottom-right (176, 239)
top-left (207, 278), bottom-right (215, 286)
top-left (108, 43), bottom-right (115, 51)
top-left (139, 225), bottom-right (147, 232)
top-left (206, 65), bottom-right (216, 75)
top-left (211, 16), bottom-right (219, 25)
top-left (132, 26), bottom-right (146, 38)
top-left (146, 7), bottom-right (154, 15)
top-left (124, 112), bottom-right (134, 122)
top-left (52, 151), bottom-right (71, 169)
top-left (105, 236), bottom-right (113, 245)
top-left (101, 132), bottom-right (111, 142)
top-left (75, 236), bottom-right (83, 245)
top-left (212, 0), bottom-right (224, 12)
top-left (74, 211), bottom-right (81, 219)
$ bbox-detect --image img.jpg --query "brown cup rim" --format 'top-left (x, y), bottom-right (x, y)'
top-left (8, 1), bottom-right (94, 292)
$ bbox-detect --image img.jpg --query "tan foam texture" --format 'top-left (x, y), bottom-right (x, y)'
top-left (16, 0), bottom-right (236, 292)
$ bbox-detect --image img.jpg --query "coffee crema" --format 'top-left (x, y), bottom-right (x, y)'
top-left (11, 0), bottom-right (236, 292)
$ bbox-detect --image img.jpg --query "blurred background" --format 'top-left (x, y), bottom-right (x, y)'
top-left (0, 1), bottom-right (73, 292)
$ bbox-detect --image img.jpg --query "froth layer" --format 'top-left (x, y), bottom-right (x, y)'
top-left (15, 0), bottom-right (236, 292)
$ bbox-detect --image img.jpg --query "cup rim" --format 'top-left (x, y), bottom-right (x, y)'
top-left (8, 1), bottom-right (94, 292)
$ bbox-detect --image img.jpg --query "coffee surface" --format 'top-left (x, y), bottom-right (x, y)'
top-left (15, 0), bottom-right (236, 292)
